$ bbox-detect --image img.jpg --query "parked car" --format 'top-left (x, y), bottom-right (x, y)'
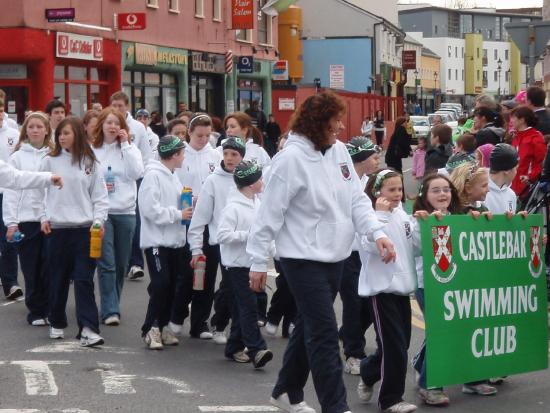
top-left (435, 109), bottom-right (458, 121)
top-left (410, 116), bottom-right (430, 144)
top-left (428, 113), bottom-right (452, 125)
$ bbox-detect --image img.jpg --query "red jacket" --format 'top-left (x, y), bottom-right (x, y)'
top-left (511, 127), bottom-right (546, 196)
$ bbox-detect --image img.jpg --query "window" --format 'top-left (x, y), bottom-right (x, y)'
top-left (494, 71), bottom-right (498, 81)
top-left (477, 48), bottom-right (480, 58)
top-left (236, 29), bottom-right (252, 42)
top-left (258, 0), bottom-right (273, 45)
top-left (477, 70), bottom-right (480, 81)
top-left (448, 46), bottom-right (452, 58)
top-left (195, 0), bottom-right (204, 17)
top-left (502, 17), bottom-right (511, 40)
top-left (494, 49), bottom-right (498, 60)
top-left (147, 0), bottom-right (159, 7)
top-left (462, 70), bottom-right (464, 80)
top-left (213, 0), bottom-right (222, 21)
top-left (488, 30), bottom-right (492, 40)
top-left (460, 14), bottom-right (473, 35)
top-left (123, 71), bottom-right (178, 115)
top-left (435, 25), bottom-right (438, 35)
top-left (483, 49), bottom-right (487, 59)
top-left (462, 47), bottom-right (464, 57)
top-left (448, 69), bottom-right (452, 80)
top-left (483, 71), bottom-right (487, 81)
top-left (505, 49), bottom-right (509, 60)
top-left (505, 71), bottom-right (509, 82)
top-left (455, 69), bottom-right (458, 79)
top-left (169, 0), bottom-right (179, 12)
top-left (455, 47), bottom-right (458, 58)
top-left (495, 17), bottom-right (501, 40)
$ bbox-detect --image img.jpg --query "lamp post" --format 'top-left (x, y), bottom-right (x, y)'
top-left (497, 58), bottom-right (502, 98)
top-left (507, 68), bottom-right (512, 95)
top-left (434, 71), bottom-right (438, 111)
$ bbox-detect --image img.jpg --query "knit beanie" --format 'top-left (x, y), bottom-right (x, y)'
top-left (158, 135), bottom-right (185, 159)
top-left (345, 136), bottom-right (379, 163)
top-left (445, 152), bottom-right (476, 174)
top-left (222, 136), bottom-right (246, 158)
top-left (234, 160), bottom-right (262, 188)
top-left (490, 143), bottom-right (519, 172)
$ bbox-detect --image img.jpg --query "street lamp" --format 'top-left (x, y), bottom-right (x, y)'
top-left (434, 71), bottom-right (438, 111)
top-left (497, 58), bottom-right (502, 98)
top-left (507, 68), bottom-right (512, 95)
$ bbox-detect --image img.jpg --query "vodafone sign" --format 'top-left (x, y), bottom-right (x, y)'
top-left (118, 13), bottom-right (146, 30)
top-left (56, 32), bottom-right (103, 61)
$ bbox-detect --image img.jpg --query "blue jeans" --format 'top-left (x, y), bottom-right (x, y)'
top-left (97, 214), bottom-right (136, 320)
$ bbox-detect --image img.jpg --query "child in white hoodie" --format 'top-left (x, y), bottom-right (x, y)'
top-left (3, 112), bottom-right (53, 325)
top-left (40, 117), bottom-right (109, 347)
top-left (171, 113), bottom-right (221, 339)
top-left (138, 135), bottom-right (193, 350)
top-left (483, 143), bottom-right (519, 214)
top-left (224, 112), bottom-right (271, 168)
top-left (92, 108), bottom-right (144, 326)
top-left (357, 169), bottom-right (418, 413)
top-left (217, 161), bottom-right (273, 369)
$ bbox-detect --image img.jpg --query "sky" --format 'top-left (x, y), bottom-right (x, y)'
top-left (400, 0), bottom-right (544, 8)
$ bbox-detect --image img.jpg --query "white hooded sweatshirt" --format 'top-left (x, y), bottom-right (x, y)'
top-left (138, 160), bottom-right (186, 249)
top-left (175, 142), bottom-right (222, 195)
top-left (3, 144), bottom-right (49, 226)
top-left (0, 122), bottom-right (19, 193)
top-left (39, 151), bottom-right (109, 228)
top-left (0, 160), bottom-right (52, 192)
top-left (126, 113), bottom-right (153, 168)
top-left (246, 133), bottom-right (386, 273)
top-left (483, 176), bottom-right (517, 214)
top-left (187, 163), bottom-right (236, 254)
top-left (216, 139), bottom-right (271, 168)
top-left (358, 208), bottom-right (418, 296)
top-left (93, 141), bottom-right (144, 215)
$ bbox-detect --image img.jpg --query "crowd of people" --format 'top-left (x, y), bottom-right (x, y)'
top-left (0, 85), bottom-right (547, 413)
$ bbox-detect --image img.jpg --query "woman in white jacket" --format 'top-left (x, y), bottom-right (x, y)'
top-left (92, 108), bottom-right (144, 326)
top-left (246, 92), bottom-right (395, 413)
top-left (3, 112), bottom-right (53, 325)
top-left (357, 169), bottom-right (418, 413)
top-left (224, 112), bottom-right (271, 168)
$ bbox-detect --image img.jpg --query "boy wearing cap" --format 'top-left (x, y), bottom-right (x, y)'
top-left (187, 137), bottom-right (246, 344)
top-left (217, 161), bottom-right (273, 368)
top-left (138, 136), bottom-right (193, 349)
top-left (340, 137), bottom-right (380, 375)
top-left (483, 143), bottom-right (519, 214)
top-left (136, 109), bottom-right (159, 153)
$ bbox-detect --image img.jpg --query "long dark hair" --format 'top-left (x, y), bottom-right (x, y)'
top-left (474, 106), bottom-right (504, 128)
top-left (413, 173), bottom-right (462, 214)
top-left (51, 117), bottom-right (97, 169)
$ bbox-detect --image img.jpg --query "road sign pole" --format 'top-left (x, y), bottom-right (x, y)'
top-left (528, 25), bottom-right (536, 86)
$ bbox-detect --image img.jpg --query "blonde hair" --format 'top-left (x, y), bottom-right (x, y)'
top-left (16, 111), bottom-right (53, 152)
top-left (450, 163), bottom-right (488, 207)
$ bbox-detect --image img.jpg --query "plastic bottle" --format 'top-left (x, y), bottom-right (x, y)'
top-left (193, 256), bottom-right (206, 291)
top-left (6, 231), bottom-right (24, 243)
top-left (106, 166), bottom-right (115, 194)
top-left (180, 187), bottom-right (193, 226)
top-left (89, 223), bottom-right (102, 258)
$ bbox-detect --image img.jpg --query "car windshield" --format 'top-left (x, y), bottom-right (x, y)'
top-left (413, 120), bottom-right (429, 126)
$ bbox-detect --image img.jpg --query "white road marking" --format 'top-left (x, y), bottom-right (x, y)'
top-left (10, 360), bottom-right (70, 396)
top-left (403, 168), bottom-right (412, 173)
top-left (0, 410), bottom-right (89, 413)
top-left (146, 376), bottom-right (195, 394)
top-left (27, 341), bottom-right (138, 355)
top-left (95, 362), bottom-right (137, 394)
top-left (198, 407), bottom-right (280, 412)
top-left (2, 297), bottom-right (25, 306)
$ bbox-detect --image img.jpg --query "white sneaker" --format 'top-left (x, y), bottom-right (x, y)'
top-left (80, 327), bottom-right (104, 347)
top-left (144, 327), bottom-right (163, 350)
top-left (161, 327), bottom-right (179, 346)
top-left (264, 322), bottom-right (278, 336)
top-left (7, 285), bottom-right (23, 300)
top-left (167, 321), bottom-right (182, 336)
top-left (383, 401), bottom-right (417, 413)
top-left (49, 326), bottom-right (64, 339)
top-left (344, 357), bottom-right (362, 375)
top-left (127, 265), bottom-right (144, 280)
top-left (31, 318), bottom-right (48, 326)
top-left (199, 331), bottom-right (213, 339)
top-left (357, 379), bottom-right (373, 402)
top-left (104, 315), bottom-right (120, 326)
top-left (213, 330), bottom-right (227, 344)
top-left (270, 393), bottom-right (316, 413)
top-left (231, 350), bottom-right (251, 363)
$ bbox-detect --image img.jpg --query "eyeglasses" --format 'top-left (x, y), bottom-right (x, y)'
top-left (428, 187), bottom-right (451, 194)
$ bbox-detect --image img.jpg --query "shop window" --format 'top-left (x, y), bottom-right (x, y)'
top-left (123, 70), bottom-right (178, 116)
top-left (213, 0), bottom-right (222, 21)
top-left (236, 29), bottom-right (252, 42)
top-left (505, 49), bottom-right (509, 60)
top-left (258, 0), bottom-right (273, 45)
top-left (195, 0), bottom-right (204, 17)
top-left (147, 0), bottom-right (159, 8)
top-left (169, 0), bottom-right (179, 13)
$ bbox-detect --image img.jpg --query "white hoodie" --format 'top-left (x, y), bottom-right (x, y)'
top-left (39, 151), bottom-right (109, 228)
top-left (483, 176), bottom-right (517, 214)
top-left (146, 126), bottom-right (159, 152)
top-left (138, 160), bottom-right (186, 249)
top-left (175, 142), bottom-right (222, 195)
top-left (0, 160), bottom-right (52, 191)
top-left (187, 163), bottom-right (236, 254)
top-left (358, 208), bottom-right (418, 296)
top-left (218, 191), bottom-right (262, 268)
top-left (0, 123), bottom-right (19, 193)
top-left (3, 144), bottom-right (49, 226)
top-left (246, 133), bottom-right (386, 273)
top-left (93, 141), bottom-right (144, 215)
top-left (126, 113), bottom-right (153, 168)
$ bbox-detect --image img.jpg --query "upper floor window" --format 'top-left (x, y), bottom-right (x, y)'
top-left (435, 25), bottom-right (438, 35)
top-left (502, 17), bottom-right (511, 40)
top-left (495, 17), bottom-right (501, 40)
top-left (213, 0), bottom-right (222, 21)
top-left (147, 0), bottom-right (159, 8)
top-left (505, 49), bottom-right (509, 60)
top-left (258, 0), bottom-right (273, 45)
top-left (236, 29), bottom-right (252, 42)
top-left (460, 14), bottom-right (473, 35)
top-left (494, 49), bottom-right (498, 60)
top-left (455, 47), bottom-right (458, 58)
top-left (195, 0), bottom-right (204, 17)
top-left (448, 69), bottom-right (452, 80)
top-left (169, 0), bottom-right (179, 12)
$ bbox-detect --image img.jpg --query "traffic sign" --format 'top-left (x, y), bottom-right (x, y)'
top-left (117, 13), bottom-right (146, 30)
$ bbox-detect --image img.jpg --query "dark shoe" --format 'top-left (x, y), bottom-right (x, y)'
top-left (253, 349), bottom-right (273, 369)
top-left (6, 286), bottom-right (23, 300)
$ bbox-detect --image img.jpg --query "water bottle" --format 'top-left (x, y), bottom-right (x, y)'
top-left (89, 223), bottom-right (102, 258)
top-left (7, 230), bottom-right (24, 243)
top-left (106, 166), bottom-right (115, 194)
top-left (180, 187), bottom-right (193, 226)
top-left (193, 255), bottom-right (206, 291)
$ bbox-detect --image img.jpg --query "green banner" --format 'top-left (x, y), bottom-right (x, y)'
top-left (421, 215), bottom-right (548, 388)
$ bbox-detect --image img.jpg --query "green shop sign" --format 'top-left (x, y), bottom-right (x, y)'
top-left (420, 215), bottom-right (548, 388)
top-left (124, 43), bottom-right (188, 68)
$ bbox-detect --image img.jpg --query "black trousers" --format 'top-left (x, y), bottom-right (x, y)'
top-left (360, 293), bottom-right (411, 410)
top-left (339, 251), bottom-right (372, 359)
top-left (18, 222), bottom-right (48, 324)
top-left (266, 260), bottom-right (296, 333)
top-left (210, 257), bottom-right (233, 332)
top-left (0, 193), bottom-right (19, 296)
top-left (272, 258), bottom-right (349, 413)
top-left (142, 246), bottom-right (184, 336)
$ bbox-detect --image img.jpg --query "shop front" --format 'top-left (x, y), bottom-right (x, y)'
top-left (236, 59), bottom-right (273, 115)
top-left (189, 52), bottom-right (226, 118)
top-left (122, 42), bottom-right (188, 117)
top-left (0, 28), bottom-right (120, 123)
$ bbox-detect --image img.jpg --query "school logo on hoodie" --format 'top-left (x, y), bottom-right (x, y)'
top-left (528, 226), bottom-right (543, 278)
top-left (7, 137), bottom-right (14, 146)
top-left (339, 163), bottom-right (351, 181)
top-left (431, 225), bottom-right (457, 283)
top-left (208, 162), bottom-right (216, 173)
